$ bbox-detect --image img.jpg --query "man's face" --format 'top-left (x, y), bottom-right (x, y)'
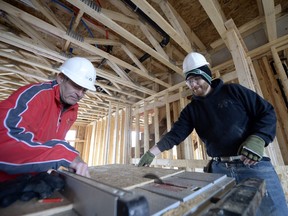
top-left (186, 76), bottom-right (211, 97)
top-left (57, 74), bottom-right (87, 105)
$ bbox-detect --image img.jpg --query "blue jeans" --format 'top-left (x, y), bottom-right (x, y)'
top-left (211, 157), bottom-right (288, 216)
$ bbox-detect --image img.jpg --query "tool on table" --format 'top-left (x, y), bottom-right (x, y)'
top-left (143, 173), bottom-right (191, 189)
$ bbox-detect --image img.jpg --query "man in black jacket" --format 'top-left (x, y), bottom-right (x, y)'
top-left (138, 52), bottom-right (288, 216)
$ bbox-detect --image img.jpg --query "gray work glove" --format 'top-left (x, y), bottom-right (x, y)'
top-left (237, 135), bottom-right (265, 162)
top-left (137, 151), bottom-right (155, 167)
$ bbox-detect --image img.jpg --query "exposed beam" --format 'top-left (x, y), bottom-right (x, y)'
top-left (262, 0), bottom-right (277, 41)
top-left (66, 0), bottom-right (182, 75)
top-left (130, 0), bottom-right (192, 53)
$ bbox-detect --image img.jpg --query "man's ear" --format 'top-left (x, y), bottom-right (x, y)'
top-left (56, 73), bottom-right (64, 84)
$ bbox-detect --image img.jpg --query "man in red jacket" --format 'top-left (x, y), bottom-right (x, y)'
top-left (0, 57), bottom-right (96, 182)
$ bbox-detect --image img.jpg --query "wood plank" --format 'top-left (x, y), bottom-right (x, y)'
top-left (0, 1), bottom-right (172, 88)
top-left (123, 105), bottom-right (131, 164)
top-left (262, 0), bottom-right (277, 41)
top-left (139, 23), bottom-right (169, 60)
top-left (66, 0), bottom-right (182, 75)
top-left (88, 164), bottom-right (184, 190)
top-left (144, 101), bottom-right (149, 152)
top-left (226, 29), bottom-right (255, 90)
top-left (158, 0), bottom-right (191, 46)
top-left (112, 104), bottom-right (120, 163)
top-left (131, 0), bottom-right (192, 53)
top-left (199, 0), bottom-right (227, 38)
top-left (135, 105), bottom-right (141, 158)
top-left (165, 93), bottom-right (173, 161)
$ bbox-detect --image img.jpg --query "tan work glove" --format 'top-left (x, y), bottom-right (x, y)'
top-left (137, 151), bottom-right (155, 167)
top-left (238, 135), bottom-right (265, 162)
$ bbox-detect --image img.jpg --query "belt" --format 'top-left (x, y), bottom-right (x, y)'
top-left (212, 155), bottom-right (242, 162)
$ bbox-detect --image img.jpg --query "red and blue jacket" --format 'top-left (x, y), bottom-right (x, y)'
top-left (0, 80), bottom-right (79, 182)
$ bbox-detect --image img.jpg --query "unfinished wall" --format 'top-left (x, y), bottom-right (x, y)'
top-left (76, 106), bottom-right (131, 167)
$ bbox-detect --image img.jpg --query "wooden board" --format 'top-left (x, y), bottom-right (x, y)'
top-left (89, 164), bottom-right (184, 189)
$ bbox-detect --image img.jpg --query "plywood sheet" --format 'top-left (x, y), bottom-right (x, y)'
top-left (89, 164), bottom-right (184, 189)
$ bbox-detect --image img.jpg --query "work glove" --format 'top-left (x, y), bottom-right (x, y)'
top-left (137, 151), bottom-right (155, 167)
top-left (237, 135), bottom-right (265, 162)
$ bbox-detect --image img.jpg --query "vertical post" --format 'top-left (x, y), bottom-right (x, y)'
top-left (112, 103), bottom-right (119, 164)
top-left (271, 46), bottom-right (288, 98)
top-left (135, 105), bottom-right (140, 158)
top-left (95, 120), bottom-right (102, 165)
top-left (88, 121), bottom-right (97, 166)
top-left (104, 101), bottom-right (112, 164)
top-left (118, 110), bottom-right (124, 164)
top-left (226, 28), bottom-right (255, 90)
top-left (123, 105), bottom-right (131, 164)
top-left (154, 97), bottom-right (161, 167)
top-left (165, 94), bottom-right (173, 161)
top-left (143, 101), bottom-right (149, 153)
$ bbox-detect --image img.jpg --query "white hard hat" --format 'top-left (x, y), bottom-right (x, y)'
top-left (59, 57), bottom-right (96, 91)
top-left (183, 52), bottom-right (210, 74)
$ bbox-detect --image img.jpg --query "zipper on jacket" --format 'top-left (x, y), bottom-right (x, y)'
top-left (56, 112), bottom-right (62, 133)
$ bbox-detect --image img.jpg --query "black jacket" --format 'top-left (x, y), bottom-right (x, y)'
top-left (156, 79), bottom-right (276, 157)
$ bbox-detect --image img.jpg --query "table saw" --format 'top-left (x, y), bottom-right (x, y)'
top-left (0, 164), bottom-right (265, 216)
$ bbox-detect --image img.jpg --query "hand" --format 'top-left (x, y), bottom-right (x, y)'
top-left (238, 135), bottom-right (265, 165)
top-left (69, 156), bottom-right (91, 178)
top-left (137, 151), bottom-right (155, 167)
top-left (240, 155), bottom-right (258, 166)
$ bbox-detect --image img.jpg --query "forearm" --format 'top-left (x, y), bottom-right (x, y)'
top-left (156, 116), bottom-right (193, 152)
top-left (156, 131), bottom-right (185, 152)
